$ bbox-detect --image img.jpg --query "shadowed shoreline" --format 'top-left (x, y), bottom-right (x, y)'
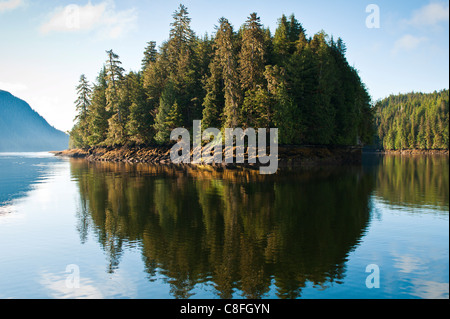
top-left (52, 145), bottom-right (363, 169)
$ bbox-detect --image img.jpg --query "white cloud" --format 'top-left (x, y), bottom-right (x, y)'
top-left (392, 34), bottom-right (428, 54)
top-left (0, 0), bottom-right (23, 13)
top-left (408, 2), bottom-right (449, 26)
top-left (39, 0), bottom-right (137, 39)
top-left (409, 279), bottom-right (449, 299)
top-left (39, 269), bottom-right (138, 299)
top-left (40, 271), bottom-right (104, 299)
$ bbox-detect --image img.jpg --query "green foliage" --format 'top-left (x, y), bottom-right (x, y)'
top-left (71, 74), bottom-right (92, 148)
top-left (142, 41), bottom-right (157, 71)
top-left (86, 67), bottom-right (112, 146)
top-left (70, 5), bottom-right (375, 148)
top-left (375, 90), bottom-right (449, 150)
top-left (154, 81), bottom-right (177, 144)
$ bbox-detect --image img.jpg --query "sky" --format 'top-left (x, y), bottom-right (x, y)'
top-left (0, 0), bottom-right (448, 132)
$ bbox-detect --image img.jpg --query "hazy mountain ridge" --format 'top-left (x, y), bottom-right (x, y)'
top-left (0, 90), bottom-right (69, 152)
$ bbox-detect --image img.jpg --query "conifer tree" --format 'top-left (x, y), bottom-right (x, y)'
top-left (165, 101), bottom-right (183, 129)
top-left (72, 74), bottom-right (92, 147)
top-left (105, 49), bottom-right (125, 122)
top-left (273, 15), bottom-right (290, 59)
top-left (239, 13), bottom-right (266, 92)
top-left (154, 81), bottom-right (177, 144)
top-left (264, 65), bottom-right (298, 144)
top-left (75, 74), bottom-right (92, 122)
top-left (87, 67), bottom-right (111, 146)
top-left (202, 58), bottom-right (224, 130)
top-left (215, 17), bottom-right (241, 129)
top-left (142, 41), bottom-right (157, 71)
top-left (166, 4), bottom-right (201, 126)
top-left (126, 72), bottom-right (154, 144)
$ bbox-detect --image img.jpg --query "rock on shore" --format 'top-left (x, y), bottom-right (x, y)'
top-left (52, 145), bottom-right (363, 168)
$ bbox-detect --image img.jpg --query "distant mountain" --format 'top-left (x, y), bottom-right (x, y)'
top-left (0, 90), bottom-right (69, 152)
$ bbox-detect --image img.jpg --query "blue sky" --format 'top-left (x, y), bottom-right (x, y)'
top-left (0, 0), bottom-right (448, 132)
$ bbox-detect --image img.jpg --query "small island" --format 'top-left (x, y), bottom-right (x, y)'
top-left (65, 5), bottom-right (374, 167)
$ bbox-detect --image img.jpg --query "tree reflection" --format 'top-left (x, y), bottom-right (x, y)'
top-left (374, 155), bottom-right (449, 210)
top-left (70, 161), bottom-right (375, 298)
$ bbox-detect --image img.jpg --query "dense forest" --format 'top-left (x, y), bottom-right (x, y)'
top-left (70, 4), bottom-right (374, 149)
top-left (374, 90), bottom-right (449, 150)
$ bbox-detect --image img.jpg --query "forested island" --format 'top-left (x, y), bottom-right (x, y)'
top-left (66, 4), bottom-right (448, 165)
top-left (69, 4), bottom-right (374, 157)
top-left (374, 90), bottom-right (449, 152)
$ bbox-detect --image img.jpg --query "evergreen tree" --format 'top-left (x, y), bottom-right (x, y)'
top-left (166, 4), bottom-right (202, 127)
top-left (201, 57), bottom-right (224, 130)
top-left (105, 49), bottom-right (125, 122)
top-left (87, 67), bottom-right (111, 146)
top-left (215, 17), bottom-right (241, 128)
top-left (75, 74), bottom-right (92, 121)
top-left (264, 65), bottom-right (298, 144)
top-left (239, 13), bottom-right (266, 92)
top-left (154, 81), bottom-right (177, 144)
top-left (142, 41), bottom-right (157, 71)
top-left (165, 101), bottom-right (183, 129)
top-left (72, 74), bottom-right (92, 147)
top-left (126, 72), bottom-right (154, 144)
top-left (273, 15), bottom-right (291, 61)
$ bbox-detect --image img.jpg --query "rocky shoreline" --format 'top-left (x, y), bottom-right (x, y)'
top-left (51, 145), bottom-right (363, 169)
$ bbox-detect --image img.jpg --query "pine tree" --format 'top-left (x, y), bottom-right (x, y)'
top-left (273, 15), bottom-right (290, 60)
top-left (215, 17), bottom-right (241, 128)
top-left (74, 74), bottom-right (92, 122)
top-left (154, 81), bottom-right (177, 144)
top-left (166, 4), bottom-right (201, 126)
top-left (105, 49), bottom-right (125, 122)
top-left (142, 46), bottom-right (168, 116)
top-left (72, 74), bottom-right (92, 147)
top-left (288, 14), bottom-right (304, 44)
top-left (202, 57), bottom-right (224, 130)
top-left (87, 67), bottom-right (111, 146)
top-left (126, 72), bottom-right (154, 144)
top-left (168, 4), bottom-right (195, 60)
top-left (239, 13), bottom-right (266, 92)
top-left (165, 101), bottom-right (183, 129)
top-left (264, 65), bottom-right (298, 144)
top-left (142, 41), bottom-right (157, 71)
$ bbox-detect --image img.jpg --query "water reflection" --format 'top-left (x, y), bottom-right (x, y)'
top-left (0, 152), bottom-right (61, 207)
top-left (368, 154), bottom-right (449, 211)
top-left (70, 161), bottom-right (375, 298)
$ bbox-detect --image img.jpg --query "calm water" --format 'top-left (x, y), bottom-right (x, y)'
top-left (0, 152), bottom-right (448, 299)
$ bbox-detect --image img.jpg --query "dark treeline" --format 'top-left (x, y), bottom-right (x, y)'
top-left (70, 4), bottom-right (374, 149)
top-left (374, 89), bottom-right (449, 150)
